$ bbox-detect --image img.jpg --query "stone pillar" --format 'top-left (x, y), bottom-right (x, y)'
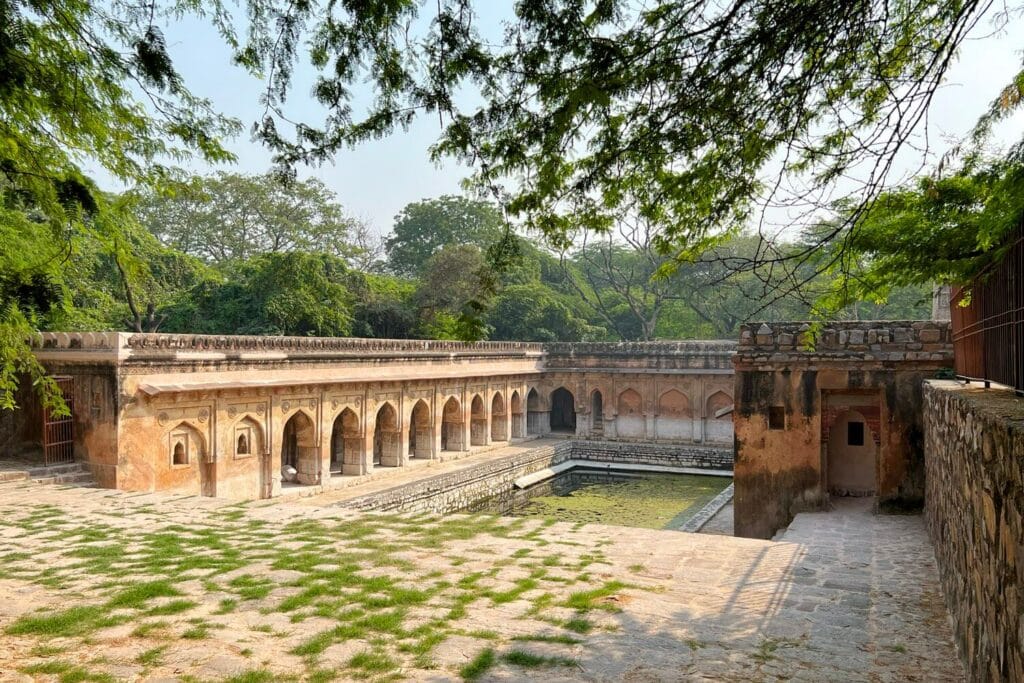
top-left (644, 412), bottom-right (655, 440)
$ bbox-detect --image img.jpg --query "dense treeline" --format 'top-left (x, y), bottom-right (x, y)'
top-left (42, 173), bottom-right (930, 342)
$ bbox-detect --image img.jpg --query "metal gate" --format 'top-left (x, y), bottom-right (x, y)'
top-left (42, 376), bottom-right (74, 466)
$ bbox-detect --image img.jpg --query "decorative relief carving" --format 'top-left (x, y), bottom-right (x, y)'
top-left (226, 401), bottom-right (268, 420)
top-left (123, 333), bottom-right (543, 353)
top-left (153, 404), bottom-right (213, 429)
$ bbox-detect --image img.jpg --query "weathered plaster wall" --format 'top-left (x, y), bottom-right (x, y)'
top-left (24, 333), bottom-right (737, 499)
top-left (342, 440), bottom-right (733, 514)
top-left (924, 381), bottom-right (1024, 681)
top-left (733, 321), bottom-right (954, 539)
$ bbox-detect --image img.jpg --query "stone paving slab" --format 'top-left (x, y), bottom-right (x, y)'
top-left (0, 483), bottom-right (962, 681)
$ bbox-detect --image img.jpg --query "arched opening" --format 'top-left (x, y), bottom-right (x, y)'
top-left (705, 391), bottom-right (734, 443)
top-left (373, 403), bottom-right (400, 467)
top-left (490, 392), bottom-right (507, 442)
top-left (510, 390), bottom-right (525, 438)
top-left (281, 412), bottom-right (318, 485)
top-left (470, 395), bottom-right (487, 446)
top-left (549, 387), bottom-right (576, 433)
top-left (170, 422), bottom-right (212, 495)
top-left (526, 388), bottom-right (545, 435)
top-left (616, 389), bottom-right (644, 438)
top-left (590, 390), bottom-right (604, 435)
top-left (827, 410), bottom-right (877, 497)
top-left (409, 400), bottom-right (432, 459)
top-left (234, 416), bottom-right (262, 457)
top-left (656, 389), bottom-right (691, 440)
top-left (172, 441), bottom-right (187, 465)
top-left (330, 408), bottom-right (361, 475)
top-left (441, 397), bottom-right (463, 451)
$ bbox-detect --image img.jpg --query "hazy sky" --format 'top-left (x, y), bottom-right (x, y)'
top-left (151, 5), bottom-right (1023, 239)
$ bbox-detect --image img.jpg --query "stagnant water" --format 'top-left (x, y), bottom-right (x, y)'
top-left (464, 469), bottom-right (731, 530)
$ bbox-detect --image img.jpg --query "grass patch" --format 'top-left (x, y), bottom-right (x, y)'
top-left (6, 605), bottom-right (124, 638)
top-left (106, 580), bottom-right (183, 609)
top-left (459, 648), bottom-right (495, 681)
top-left (145, 599), bottom-right (197, 616)
top-left (348, 650), bottom-right (398, 676)
top-left (137, 645), bottom-right (167, 667)
top-left (562, 617), bottom-right (594, 634)
top-left (502, 650), bottom-right (577, 668)
top-left (564, 580), bottom-right (627, 611)
top-left (20, 660), bottom-right (115, 682)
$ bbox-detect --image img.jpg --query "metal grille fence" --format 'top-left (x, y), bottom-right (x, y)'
top-left (950, 225), bottom-right (1024, 395)
top-left (42, 376), bottom-right (75, 465)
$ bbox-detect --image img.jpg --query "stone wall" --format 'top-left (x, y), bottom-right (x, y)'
top-left (924, 381), bottom-right (1024, 681)
top-left (341, 440), bottom-right (733, 514)
top-left (733, 320), bottom-right (954, 539)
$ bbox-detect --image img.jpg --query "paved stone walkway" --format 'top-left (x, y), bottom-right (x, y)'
top-left (0, 481), bottom-right (962, 681)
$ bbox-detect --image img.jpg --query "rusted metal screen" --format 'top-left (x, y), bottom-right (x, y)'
top-left (42, 376), bottom-right (75, 465)
top-left (950, 224), bottom-right (1024, 395)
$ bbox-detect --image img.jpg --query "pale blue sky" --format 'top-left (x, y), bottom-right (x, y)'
top-left (145, 6), bottom-right (1023, 240)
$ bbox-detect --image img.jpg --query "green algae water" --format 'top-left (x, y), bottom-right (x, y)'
top-left (466, 469), bottom-right (730, 530)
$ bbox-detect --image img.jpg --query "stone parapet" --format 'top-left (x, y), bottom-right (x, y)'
top-left (924, 381), bottom-right (1024, 681)
top-left (544, 340), bottom-right (736, 373)
top-left (735, 320), bottom-right (953, 366)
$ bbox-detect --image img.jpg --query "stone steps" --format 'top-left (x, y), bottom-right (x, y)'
top-left (0, 462), bottom-right (96, 489)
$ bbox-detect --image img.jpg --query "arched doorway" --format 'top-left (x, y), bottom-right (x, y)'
top-left (827, 410), bottom-right (877, 497)
top-left (510, 390), bottom-right (525, 438)
top-left (330, 408), bottom-right (361, 475)
top-left (373, 403), bottom-right (400, 467)
top-left (281, 412), bottom-right (318, 485)
top-left (550, 387), bottom-right (576, 433)
top-left (233, 416), bottom-right (264, 496)
top-left (526, 388), bottom-right (545, 435)
top-left (491, 392), bottom-right (507, 442)
top-left (409, 400), bottom-right (432, 459)
top-left (441, 397), bottom-right (463, 451)
top-left (590, 390), bottom-right (604, 436)
top-left (616, 389), bottom-right (644, 438)
top-left (470, 395), bottom-right (487, 446)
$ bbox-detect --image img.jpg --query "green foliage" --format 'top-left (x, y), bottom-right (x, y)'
top-left (138, 173), bottom-right (365, 264)
top-left (386, 196), bottom-right (505, 277)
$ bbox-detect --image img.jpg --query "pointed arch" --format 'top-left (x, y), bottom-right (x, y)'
top-left (234, 415), bottom-right (264, 458)
top-left (281, 411), bottom-right (318, 485)
top-left (704, 390), bottom-right (734, 444)
top-left (656, 389), bottom-right (692, 440)
top-left (409, 399), bottom-right (432, 459)
top-left (330, 407), bottom-right (361, 475)
top-left (550, 387), bottom-right (576, 433)
top-left (470, 394), bottom-right (487, 446)
top-left (510, 390), bottom-right (525, 438)
top-left (590, 389), bottom-right (604, 435)
top-left (373, 402), bottom-right (400, 467)
top-left (616, 389), bottom-right (644, 438)
top-left (441, 396), bottom-right (463, 451)
top-left (490, 391), bottom-right (507, 442)
top-left (526, 388), bottom-right (545, 435)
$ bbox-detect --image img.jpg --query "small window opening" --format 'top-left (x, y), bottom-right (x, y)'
top-left (847, 421), bottom-right (865, 446)
top-left (172, 440), bottom-right (187, 465)
top-left (237, 433), bottom-right (250, 455)
top-left (768, 406), bottom-right (785, 430)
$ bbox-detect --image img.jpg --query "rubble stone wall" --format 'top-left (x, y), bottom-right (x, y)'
top-left (924, 381), bottom-right (1024, 681)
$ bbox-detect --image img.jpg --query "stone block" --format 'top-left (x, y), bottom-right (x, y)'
top-left (848, 330), bottom-right (865, 345)
top-left (919, 328), bottom-right (941, 343)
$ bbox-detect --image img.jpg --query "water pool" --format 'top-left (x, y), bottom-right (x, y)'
top-left (464, 469), bottom-right (731, 530)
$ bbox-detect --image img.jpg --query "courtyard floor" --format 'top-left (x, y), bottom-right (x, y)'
top-left (0, 481), bottom-right (961, 682)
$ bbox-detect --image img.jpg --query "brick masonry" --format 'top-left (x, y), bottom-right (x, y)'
top-left (924, 380), bottom-right (1024, 681)
top-left (339, 440), bottom-right (732, 514)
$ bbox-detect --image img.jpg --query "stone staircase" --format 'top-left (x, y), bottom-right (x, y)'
top-left (0, 461), bottom-right (96, 488)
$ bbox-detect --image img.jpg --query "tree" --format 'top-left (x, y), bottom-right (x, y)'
top-left (0, 0), bottom-right (237, 408)
top-left (162, 252), bottom-right (357, 336)
top-left (488, 284), bottom-right (600, 342)
top-left (138, 173), bottom-right (365, 265)
top-left (386, 196), bottom-right (506, 277)
top-left (412, 244), bottom-right (491, 335)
